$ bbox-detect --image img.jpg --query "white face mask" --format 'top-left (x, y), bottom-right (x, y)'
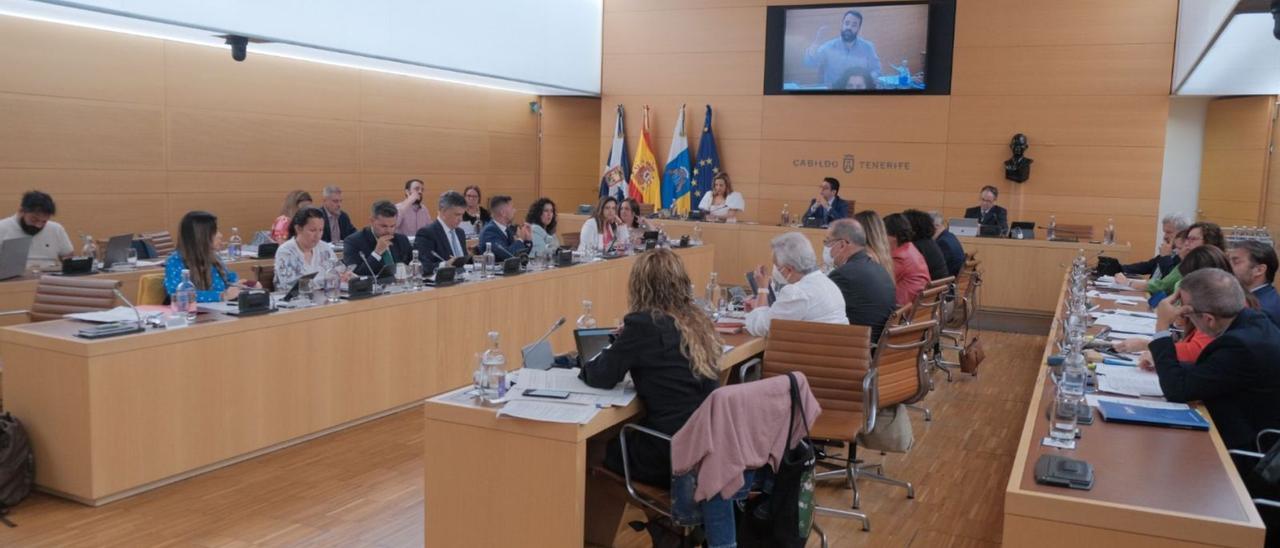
top-left (822, 244), bottom-right (835, 269)
top-left (771, 265), bottom-right (790, 287)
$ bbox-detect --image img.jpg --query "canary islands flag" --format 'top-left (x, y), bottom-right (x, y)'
top-left (628, 106), bottom-right (661, 206)
top-left (691, 105), bottom-right (720, 207)
top-left (662, 104), bottom-right (692, 215)
top-left (599, 105), bottom-right (630, 202)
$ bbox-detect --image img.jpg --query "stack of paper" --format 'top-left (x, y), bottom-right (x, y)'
top-left (1094, 313), bottom-right (1157, 335)
top-left (497, 400), bottom-right (599, 424)
top-left (66, 306), bottom-right (144, 323)
top-left (510, 368), bottom-right (638, 408)
top-left (1095, 363), bottom-right (1163, 397)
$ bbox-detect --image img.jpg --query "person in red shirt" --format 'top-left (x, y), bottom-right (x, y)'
top-left (883, 213), bottom-right (930, 307)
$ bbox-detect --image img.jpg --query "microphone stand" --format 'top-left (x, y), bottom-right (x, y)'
top-left (359, 251), bottom-right (388, 293)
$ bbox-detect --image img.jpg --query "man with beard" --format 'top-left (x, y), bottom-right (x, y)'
top-left (0, 191), bottom-right (73, 269)
top-left (394, 178), bottom-right (432, 238)
top-left (803, 9), bottom-right (882, 89)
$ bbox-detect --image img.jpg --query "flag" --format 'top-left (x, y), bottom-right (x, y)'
top-left (691, 105), bottom-right (720, 209)
top-left (599, 105), bottom-right (630, 202)
top-left (628, 106), bottom-right (661, 206)
top-left (662, 104), bottom-right (693, 215)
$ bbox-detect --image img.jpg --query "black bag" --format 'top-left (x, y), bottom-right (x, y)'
top-left (1094, 256), bottom-right (1123, 277)
top-left (738, 372), bottom-right (816, 547)
top-left (0, 413), bottom-right (35, 527)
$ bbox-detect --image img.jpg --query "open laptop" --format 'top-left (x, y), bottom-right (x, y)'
top-left (949, 218), bottom-right (979, 237)
top-left (0, 236), bottom-right (32, 280)
top-left (101, 234), bottom-right (135, 269)
top-left (573, 327), bottom-right (615, 367)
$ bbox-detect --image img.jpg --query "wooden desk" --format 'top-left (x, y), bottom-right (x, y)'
top-left (421, 333), bottom-right (765, 547)
top-left (1, 245), bottom-right (714, 505)
top-left (560, 214), bottom-right (1130, 315)
top-left (1002, 276), bottom-right (1266, 547)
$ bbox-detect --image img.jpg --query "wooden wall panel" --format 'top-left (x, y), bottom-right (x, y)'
top-left (359, 72), bottom-right (490, 130)
top-left (1198, 97), bottom-right (1275, 227)
top-left (762, 95), bottom-right (951, 143)
top-left (602, 7), bottom-right (763, 54)
top-left (360, 124), bottom-right (491, 174)
top-left (168, 109), bottom-right (359, 172)
top-left (602, 52), bottom-right (763, 96)
top-left (1266, 100), bottom-right (1280, 233)
top-left (540, 95), bottom-right (601, 212)
top-left (0, 94), bottom-right (165, 170)
top-left (0, 17), bottom-right (164, 105)
top-left (951, 44), bottom-right (1174, 96)
top-left (953, 0), bottom-right (1177, 47)
top-left (947, 96), bottom-right (1170, 147)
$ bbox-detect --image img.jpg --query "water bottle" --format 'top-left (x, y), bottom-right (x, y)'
top-left (1046, 215), bottom-right (1057, 241)
top-left (705, 272), bottom-right (720, 313)
top-left (780, 203), bottom-right (791, 226)
top-left (228, 227), bottom-right (243, 260)
top-left (577, 300), bottom-right (597, 329)
top-left (81, 234), bottom-right (98, 261)
top-left (409, 249), bottom-right (423, 289)
top-left (692, 223), bottom-right (702, 245)
top-left (482, 243), bottom-right (496, 278)
top-left (173, 268), bottom-right (198, 322)
top-left (481, 332), bottom-right (508, 398)
top-left (1052, 338), bottom-right (1088, 442)
top-left (897, 59), bottom-right (910, 87)
top-left (1103, 218), bottom-right (1115, 245)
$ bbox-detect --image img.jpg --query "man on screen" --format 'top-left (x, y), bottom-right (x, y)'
top-left (803, 9), bottom-right (882, 89)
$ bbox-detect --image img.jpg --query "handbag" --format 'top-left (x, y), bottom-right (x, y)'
top-left (856, 403), bottom-right (914, 453)
top-left (738, 372), bottom-right (816, 548)
top-left (959, 336), bottom-right (986, 375)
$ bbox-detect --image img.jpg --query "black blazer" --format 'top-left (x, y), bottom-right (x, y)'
top-left (935, 229), bottom-right (965, 277)
top-left (913, 238), bottom-right (950, 280)
top-left (827, 250), bottom-right (898, 345)
top-left (964, 205), bottom-right (1008, 236)
top-left (341, 227), bottom-right (412, 277)
top-left (1151, 308), bottom-right (1280, 450)
top-left (321, 210), bottom-right (357, 243)
top-left (414, 220), bottom-right (469, 272)
top-left (1123, 253), bottom-right (1179, 278)
top-left (581, 311), bottom-right (718, 486)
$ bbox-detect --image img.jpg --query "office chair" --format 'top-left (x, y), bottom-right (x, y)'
top-left (0, 275), bottom-right (121, 322)
top-left (253, 265), bottom-right (276, 292)
top-left (560, 232), bottom-right (581, 251)
top-left (137, 273), bottom-right (167, 305)
top-left (139, 231), bottom-right (176, 257)
top-left (1227, 428), bottom-right (1280, 534)
top-left (938, 263), bottom-right (983, 376)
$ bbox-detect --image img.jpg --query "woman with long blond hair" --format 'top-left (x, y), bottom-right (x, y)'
top-left (581, 248), bottom-right (723, 487)
top-left (854, 210), bottom-right (895, 282)
top-left (271, 190), bottom-right (313, 243)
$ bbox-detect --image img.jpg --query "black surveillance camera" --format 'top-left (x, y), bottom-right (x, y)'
top-left (225, 35), bottom-right (249, 62)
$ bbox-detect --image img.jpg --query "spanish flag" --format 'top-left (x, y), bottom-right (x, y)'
top-left (628, 106), bottom-right (661, 207)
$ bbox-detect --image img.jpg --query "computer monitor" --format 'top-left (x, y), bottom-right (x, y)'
top-left (573, 327), bottom-right (614, 367)
top-left (101, 234), bottom-right (135, 269)
top-left (0, 236), bottom-right (32, 280)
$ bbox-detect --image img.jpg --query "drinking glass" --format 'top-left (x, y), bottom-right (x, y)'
top-left (324, 272), bottom-right (340, 303)
top-left (394, 263), bottom-right (408, 289)
top-left (127, 248), bottom-right (138, 267)
top-left (297, 277), bottom-right (313, 305)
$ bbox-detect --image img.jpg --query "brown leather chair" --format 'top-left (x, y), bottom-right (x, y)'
top-left (560, 232), bottom-right (580, 251)
top-left (910, 284), bottom-right (950, 383)
top-left (253, 264), bottom-right (276, 293)
top-left (140, 231), bottom-right (176, 257)
top-left (0, 275), bottom-right (122, 323)
top-left (938, 262), bottom-right (984, 376)
top-left (761, 319), bottom-right (876, 531)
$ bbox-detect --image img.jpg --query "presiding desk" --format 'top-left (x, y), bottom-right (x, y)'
top-left (1, 244), bottom-right (715, 505)
top-left (559, 214), bottom-right (1129, 316)
top-left (421, 332), bottom-right (764, 547)
top-left (1002, 274), bottom-right (1266, 546)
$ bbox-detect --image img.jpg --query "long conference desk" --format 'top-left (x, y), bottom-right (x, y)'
top-left (1002, 274), bottom-right (1267, 546)
top-left (0, 244), bottom-right (716, 505)
top-left (560, 214), bottom-right (1131, 316)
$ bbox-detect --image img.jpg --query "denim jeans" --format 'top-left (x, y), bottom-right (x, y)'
top-left (671, 470), bottom-right (754, 548)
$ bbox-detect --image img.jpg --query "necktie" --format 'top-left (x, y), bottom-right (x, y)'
top-left (448, 227), bottom-right (463, 257)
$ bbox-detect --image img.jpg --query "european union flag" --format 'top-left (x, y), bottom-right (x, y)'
top-left (691, 105), bottom-right (719, 208)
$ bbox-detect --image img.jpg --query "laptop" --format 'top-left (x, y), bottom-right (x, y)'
top-left (101, 234), bottom-right (135, 269)
top-left (0, 236), bottom-right (32, 280)
top-left (573, 327), bottom-right (615, 367)
top-left (949, 218), bottom-right (979, 237)
top-left (1009, 221), bottom-right (1036, 240)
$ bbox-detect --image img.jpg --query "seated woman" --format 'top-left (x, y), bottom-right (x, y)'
top-left (165, 211), bottom-right (246, 302)
top-left (271, 190), bottom-right (313, 244)
top-left (854, 210), bottom-right (896, 281)
top-left (274, 207), bottom-right (348, 290)
top-left (1118, 246), bottom-right (1234, 364)
top-left (461, 185), bottom-right (491, 238)
top-left (577, 196), bottom-right (619, 254)
top-left (525, 197), bottom-right (561, 257)
top-left (884, 212), bottom-right (930, 306)
top-left (697, 172), bottom-right (745, 222)
top-left (904, 209), bottom-right (949, 280)
top-left (581, 248), bottom-right (722, 487)
top-left (618, 198), bottom-right (650, 246)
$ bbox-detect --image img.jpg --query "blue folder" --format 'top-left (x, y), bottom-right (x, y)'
top-left (1096, 400), bottom-right (1210, 431)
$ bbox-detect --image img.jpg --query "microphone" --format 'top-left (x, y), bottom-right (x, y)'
top-left (359, 251), bottom-right (387, 290)
top-left (532, 317), bottom-right (566, 347)
top-left (112, 287), bottom-right (144, 329)
top-left (431, 249), bottom-right (448, 269)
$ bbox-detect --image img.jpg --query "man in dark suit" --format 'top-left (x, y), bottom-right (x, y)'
top-left (804, 177), bottom-right (850, 227)
top-left (930, 211), bottom-right (965, 277)
top-left (1123, 213), bottom-right (1189, 278)
top-left (963, 185), bottom-right (1008, 237)
top-left (342, 200), bottom-right (412, 277)
top-left (1228, 240), bottom-right (1280, 328)
top-left (824, 218), bottom-right (897, 344)
top-left (319, 185), bottom-right (356, 243)
top-left (478, 195), bottom-right (530, 261)
top-left (415, 191), bottom-right (471, 272)
top-left (1148, 269), bottom-right (1280, 451)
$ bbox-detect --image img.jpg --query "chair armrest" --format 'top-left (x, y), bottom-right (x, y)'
top-left (862, 368), bottom-right (878, 433)
top-left (1256, 498), bottom-right (1280, 509)
top-left (737, 358), bottom-right (762, 385)
top-left (0, 309), bottom-right (28, 317)
top-left (1258, 429), bottom-right (1280, 452)
top-left (618, 423), bottom-right (673, 517)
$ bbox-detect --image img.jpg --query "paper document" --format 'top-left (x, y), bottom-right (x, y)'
top-left (1086, 394), bottom-right (1189, 410)
top-left (1095, 364), bottom-right (1164, 397)
top-left (1094, 313), bottom-right (1156, 335)
top-left (497, 400), bottom-right (600, 424)
top-left (511, 368), bottom-right (637, 407)
top-left (66, 306), bottom-right (144, 323)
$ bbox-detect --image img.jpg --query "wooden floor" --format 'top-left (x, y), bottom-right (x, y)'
top-left (0, 330), bottom-right (1045, 547)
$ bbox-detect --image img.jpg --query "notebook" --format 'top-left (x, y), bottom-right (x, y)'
top-left (1096, 399), bottom-right (1209, 431)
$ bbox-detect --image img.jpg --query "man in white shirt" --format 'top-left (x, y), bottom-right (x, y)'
top-left (0, 191), bottom-right (74, 269)
top-left (746, 232), bottom-right (848, 337)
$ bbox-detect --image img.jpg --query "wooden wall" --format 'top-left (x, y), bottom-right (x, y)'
top-left (598, 0), bottom-right (1177, 259)
top-left (1198, 96), bottom-right (1276, 228)
top-left (0, 15), bottom-right (540, 242)
top-left (538, 96), bottom-right (602, 211)
top-left (1268, 99), bottom-right (1280, 233)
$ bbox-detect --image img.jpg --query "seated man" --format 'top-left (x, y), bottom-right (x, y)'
top-left (478, 195), bottom-right (531, 261)
top-left (1123, 213), bottom-right (1190, 279)
top-left (963, 185), bottom-right (1008, 237)
top-left (930, 211), bottom-right (965, 277)
top-left (343, 200), bottom-right (413, 277)
top-left (824, 219), bottom-right (896, 344)
top-left (746, 232), bottom-right (847, 337)
top-left (319, 185), bottom-right (356, 243)
top-left (0, 190), bottom-right (73, 269)
top-left (1148, 269), bottom-right (1280, 451)
top-left (1228, 239), bottom-right (1280, 328)
top-left (415, 191), bottom-right (471, 272)
top-left (803, 177), bottom-right (850, 227)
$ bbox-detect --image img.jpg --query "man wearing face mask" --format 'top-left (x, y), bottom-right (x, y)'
top-left (0, 191), bottom-right (73, 269)
top-left (745, 232), bottom-right (847, 337)
top-left (824, 219), bottom-right (897, 344)
top-left (803, 9), bottom-right (882, 89)
top-left (1147, 268), bottom-right (1280, 452)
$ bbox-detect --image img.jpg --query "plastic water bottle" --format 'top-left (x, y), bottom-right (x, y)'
top-left (780, 203), bottom-right (791, 226)
top-left (577, 300), bottom-right (597, 329)
top-left (482, 243), bottom-right (496, 278)
top-left (1103, 218), bottom-right (1115, 245)
top-left (1052, 338), bottom-right (1088, 442)
top-left (409, 249), bottom-right (423, 289)
top-left (81, 234), bottom-right (98, 260)
top-left (481, 332), bottom-right (507, 398)
top-left (1046, 215), bottom-right (1057, 241)
top-left (705, 272), bottom-right (720, 313)
top-left (692, 223), bottom-right (702, 245)
top-left (897, 59), bottom-right (910, 87)
top-left (173, 268), bottom-right (197, 322)
top-left (228, 228), bottom-right (242, 260)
